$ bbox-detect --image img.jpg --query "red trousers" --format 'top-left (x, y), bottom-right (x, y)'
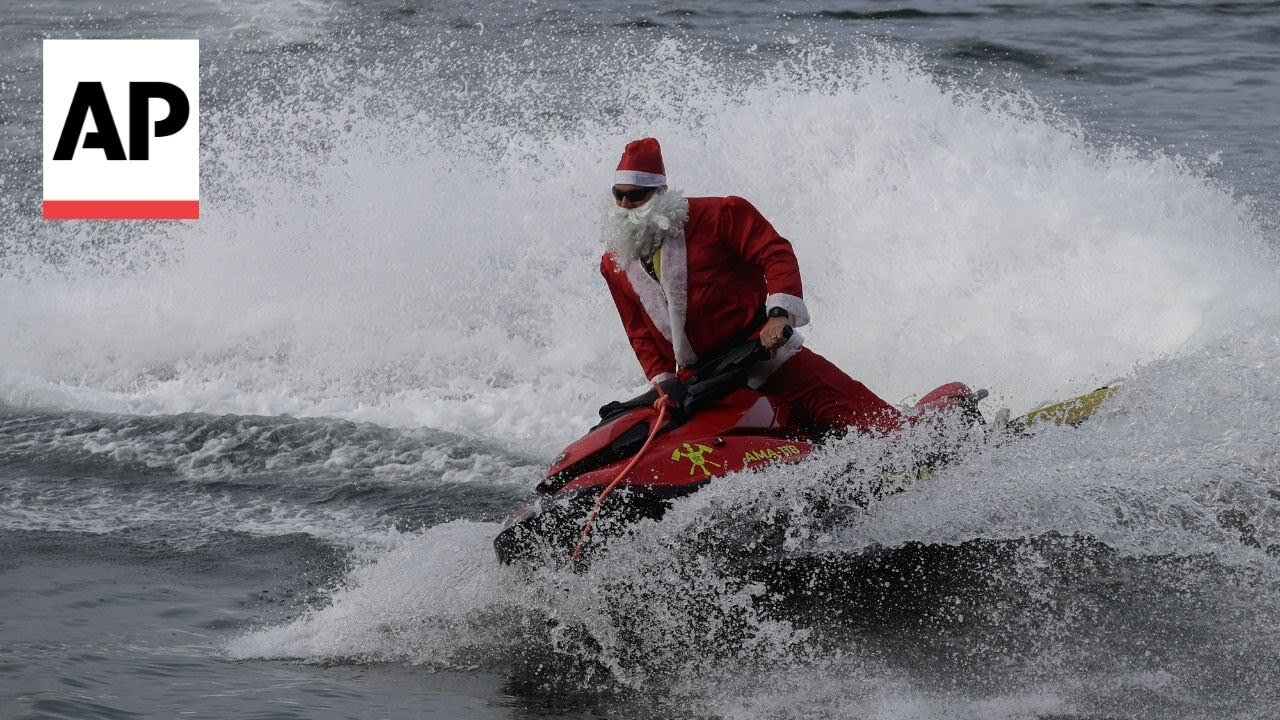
top-left (759, 347), bottom-right (903, 437)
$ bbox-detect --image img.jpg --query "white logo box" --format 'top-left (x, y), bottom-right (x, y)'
top-left (43, 39), bottom-right (199, 220)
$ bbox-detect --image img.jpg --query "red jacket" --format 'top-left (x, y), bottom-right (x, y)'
top-left (601, 196), bottom-right (811, 386)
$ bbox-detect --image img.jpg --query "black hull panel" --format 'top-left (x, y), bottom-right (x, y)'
top-left (493, 484), bottom-right (703, 567)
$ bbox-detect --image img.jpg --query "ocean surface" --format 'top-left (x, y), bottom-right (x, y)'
top-left (3, 1), bottom-right (1280, 718)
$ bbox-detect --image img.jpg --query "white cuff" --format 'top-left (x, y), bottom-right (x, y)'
top-left (649, 372), bottom-right (677, 385)
top-left (765, 292), bottom-right (810, 327)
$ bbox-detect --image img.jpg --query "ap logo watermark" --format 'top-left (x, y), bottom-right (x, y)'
top-left (43, 39), bottom-right (199, 220)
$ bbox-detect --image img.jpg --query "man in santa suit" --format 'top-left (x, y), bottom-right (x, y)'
top-left (601, 137), bottom-right (904, 436)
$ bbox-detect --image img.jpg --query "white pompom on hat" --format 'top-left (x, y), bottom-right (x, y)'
top-left (614, 137), bottom-right (667, 187)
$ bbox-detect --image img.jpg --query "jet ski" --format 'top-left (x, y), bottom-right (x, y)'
top-left (493, 334), bottom-right (1005, 567)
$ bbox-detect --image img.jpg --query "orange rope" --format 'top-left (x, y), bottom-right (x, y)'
top-left (569, 390), bottom-right (673, 567)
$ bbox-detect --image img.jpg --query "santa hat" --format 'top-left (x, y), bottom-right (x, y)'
top-left (614, 137), bottom-right (667, 187)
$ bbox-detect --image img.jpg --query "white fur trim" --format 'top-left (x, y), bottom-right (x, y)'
top-left (746, 330), bottom-right (805, 389)
top-left (614, 170), bottom-right (667, 187)
top-left (650, 372), bottom-right (677, 385)
top-left (624, 261), bottom-right (672, 341)
top-left (765, 292), bottom-right (810, 328)
top-left (660, 229), bottom-right (697, 368)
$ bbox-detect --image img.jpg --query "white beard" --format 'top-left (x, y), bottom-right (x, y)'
top-left (602, 190), bottom-right (689, 266)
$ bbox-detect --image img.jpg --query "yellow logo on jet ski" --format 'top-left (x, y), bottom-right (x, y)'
top-left (742, 444), bottom-right (802, 466)
top-left (671, 442), bottom-right (722, 477)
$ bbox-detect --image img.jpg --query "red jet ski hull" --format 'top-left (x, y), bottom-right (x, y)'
top-left (494, 381), bottom-right (981, 566)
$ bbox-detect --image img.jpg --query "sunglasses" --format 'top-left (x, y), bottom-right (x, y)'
top-left (612, 187), bottom-right (657, 202)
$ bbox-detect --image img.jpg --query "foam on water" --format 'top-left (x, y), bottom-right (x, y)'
top-left (1, 476), bottom-right (398, 551)
top-left (840, 324), bottom-right (1280, 559)
top-left (0, 410), bottom-right (538, 485)
top-left (226, 521), bottom-right (521, 664)
top-left (227, 517), bottom-right (819, 708)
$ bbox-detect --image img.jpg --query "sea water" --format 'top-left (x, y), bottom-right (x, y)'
top-left (2, 2), bottom-right (1279, 718)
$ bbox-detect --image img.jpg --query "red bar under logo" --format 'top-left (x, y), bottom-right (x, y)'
top-left (43, 200), bottom-right (200, 220)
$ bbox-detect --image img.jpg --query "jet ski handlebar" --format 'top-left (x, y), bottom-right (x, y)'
top-left (596, 326), bottom-right (792, 424)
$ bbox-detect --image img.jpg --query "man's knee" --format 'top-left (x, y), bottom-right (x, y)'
top-left (763, 348), bottom-right (901, 436)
